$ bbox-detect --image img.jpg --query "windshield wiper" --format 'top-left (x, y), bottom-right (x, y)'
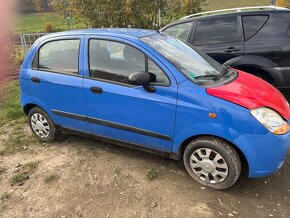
top-left (193, 75), bottom-right (220, 80)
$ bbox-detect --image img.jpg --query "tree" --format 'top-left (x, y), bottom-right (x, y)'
top-left (50, 0), bottom-right (206, 29)
top-left (276, 0), bottom-right (290, 8)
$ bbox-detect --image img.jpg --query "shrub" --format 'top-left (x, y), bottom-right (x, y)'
top-left (44, 21), bottom-right (54, 32)
top-left (9, 45), bottom-right (24, 73)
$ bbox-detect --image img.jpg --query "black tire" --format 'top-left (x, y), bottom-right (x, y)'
top-left (183, 136), bottom-right (241, 190)
top-left (28, 107), bottom-right (60, 142)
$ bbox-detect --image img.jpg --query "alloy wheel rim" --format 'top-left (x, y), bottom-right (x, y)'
top-left (190, 148), bottom-right (229, 184)
top-left (31, 113), bottom-right (50, 138)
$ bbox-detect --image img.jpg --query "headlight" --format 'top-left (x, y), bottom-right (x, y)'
top-left (250, 107), bottom-right (290, 135)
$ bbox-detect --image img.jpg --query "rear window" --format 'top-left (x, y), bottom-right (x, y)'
top-left (163, 22), bottom-right (192, 41)
top-left (242, 15), bottom-right (269, 40)
top-left (37, 39), bottom-right (80, 75)
top-left (193, 17), bottom-right (238, 45)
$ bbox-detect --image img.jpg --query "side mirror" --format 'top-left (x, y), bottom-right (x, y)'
top-left (128, 72), bottom-right (156, 93)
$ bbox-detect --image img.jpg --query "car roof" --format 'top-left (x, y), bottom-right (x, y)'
top-left (39, 28), bottom-right (159, 41)
top-left (161, 9), bottom-right (290, 29)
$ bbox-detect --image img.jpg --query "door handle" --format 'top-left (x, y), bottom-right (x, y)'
top-left (224, 47), bottom-right (240, 52)
top-left (90, 86), bottom-right (103, 94)
top-left (31, 77), bottom-right (40, 83)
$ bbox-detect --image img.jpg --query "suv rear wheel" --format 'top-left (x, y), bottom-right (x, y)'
top-left (183, 136), bottom-right (241, 190)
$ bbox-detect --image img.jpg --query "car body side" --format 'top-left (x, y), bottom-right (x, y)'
top-left (20, 31), bottom-right (290, 179)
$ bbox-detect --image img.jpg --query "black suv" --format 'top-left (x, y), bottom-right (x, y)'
top-left (161, 7), bottom-right (290, 89)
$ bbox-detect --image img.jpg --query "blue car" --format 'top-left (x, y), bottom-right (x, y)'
top-left (19, 29), bottom-right (290, 189)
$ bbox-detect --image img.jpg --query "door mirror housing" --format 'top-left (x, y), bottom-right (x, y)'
top-left (128, 71), bottom-right (151, 86)
top-left (128, 72), bottom-right (156, 93)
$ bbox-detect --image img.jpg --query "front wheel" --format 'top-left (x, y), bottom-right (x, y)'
top-left (183, 137), bottom-right (241, 190)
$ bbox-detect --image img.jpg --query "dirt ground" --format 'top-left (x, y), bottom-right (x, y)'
top-left (0, 124), bottom-right (289, 218)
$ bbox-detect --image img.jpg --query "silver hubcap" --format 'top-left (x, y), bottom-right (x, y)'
top-left (31, 113), bottom-right (50, 138)
top-left (190, 148), bottom-right (229, 184)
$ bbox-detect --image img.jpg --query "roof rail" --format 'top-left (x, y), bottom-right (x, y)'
top-left (180, 5), bottom-right (289, 20)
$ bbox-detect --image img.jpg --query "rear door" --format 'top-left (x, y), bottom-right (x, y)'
top-left (27, 36), bottom-right (89, 132)
top-left (191, 16), bottom-right (244, 64)
top-left (82, 36), bottom-right (178, 151)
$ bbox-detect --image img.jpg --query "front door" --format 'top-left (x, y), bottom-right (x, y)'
top-left (83, 37), bottom-right (177, 151)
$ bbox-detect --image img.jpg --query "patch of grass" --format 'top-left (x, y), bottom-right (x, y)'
top-left (0, 80), bottom-right (25, 126)
top-left (146, 168), bottom-right (159, 181)
top-left (15, 12), bottom-right (85, 33)
top-left (0, 124), bottom-right (36, 156)
top-left (0, 192), bottom-right (10, 201)
top-left (0, 81), bottom-right (37, 155)
top-left (44, 173), bottom-right (58, 183)
top-left (23, 161), bottom-right (40, 171)
top-left (11, 172), bottom-right (29, 185)
top-left (10, 161), bottom-right (40, 185)
top-left (0, 166), bottom-right (6, 175)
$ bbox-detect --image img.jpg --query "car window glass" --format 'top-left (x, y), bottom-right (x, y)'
top-left (89, 39), bottom-right (170, 86)
top-left (242, 15), bottom-right (269, 40)
top-left (38, 39), bottom-right (79, 74)
top-left (194, 17), bottom-right (238, 45)
top-left (89, 40), bottom-right (145, 84)
top-left (163, 22), bottom-right (192, 41)
top-left (148, 59), bottom-right (170, 85)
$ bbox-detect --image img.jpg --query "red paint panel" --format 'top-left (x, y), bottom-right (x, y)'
top-left (206, 70), bottom-right (290, 120)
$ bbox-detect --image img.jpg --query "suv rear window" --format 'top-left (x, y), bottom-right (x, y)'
top-left (193, 17), bottom-right (238, 45)
top-left (242, 15), bottom-right (269, 40)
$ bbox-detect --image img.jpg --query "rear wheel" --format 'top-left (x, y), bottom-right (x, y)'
top-left (28, 107), bottom-right (60, 142)
top-left (183, 137), bottom-right (241, 190)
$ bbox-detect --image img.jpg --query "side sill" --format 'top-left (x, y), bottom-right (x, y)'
top-left (57, 126), bottom-right (180, 161)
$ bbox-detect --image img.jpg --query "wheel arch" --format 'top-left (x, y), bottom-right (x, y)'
top-left (223, 55), bottom-right (278, 85)
top-left (177, 134), bottom-right (249, 175)
top-left (23, 103), bottom-right (38, 115)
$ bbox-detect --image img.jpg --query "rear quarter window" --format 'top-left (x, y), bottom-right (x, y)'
top-left (242, 15), bottom-right (269, 40)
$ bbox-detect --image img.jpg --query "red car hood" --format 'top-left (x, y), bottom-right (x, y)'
top-left (206, 70), bottom-right (290, 120)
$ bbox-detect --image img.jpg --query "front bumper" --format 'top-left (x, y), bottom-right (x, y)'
top-left (235, 123), bottom-right (290, 178)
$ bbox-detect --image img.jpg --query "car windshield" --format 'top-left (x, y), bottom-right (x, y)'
top-left (141, 34), bottom-right (229, 82)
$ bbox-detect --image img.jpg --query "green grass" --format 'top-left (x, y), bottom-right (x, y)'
top-left (0, 81), bottom-right (35, 156)
top-left (0, 81), bottom-right (25, 126)
top-left (10, 161), bottom-right (40, 185)
top-left (0, 192), bottom-right (10, 201)
top-left (15, 13), bottom-right (85, 33)
top-left (0, 166), bottom-right (6, 175)
top-left (146, 168), bottom-right (159, 181)
top-left (10, 172), bottom-right (29, 185)
top-left (205, 0), bottom-right (271, 11)
top-left (44, 173), bottom-right (58, 183)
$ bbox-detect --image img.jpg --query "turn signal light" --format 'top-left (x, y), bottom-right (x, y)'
top-left (273, 123), bottom-right (290, 135)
